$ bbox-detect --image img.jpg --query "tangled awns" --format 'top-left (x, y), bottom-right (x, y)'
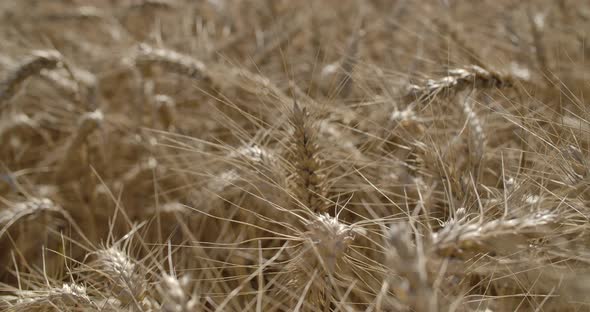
top-left (1, 0), bottom-right (590, 311)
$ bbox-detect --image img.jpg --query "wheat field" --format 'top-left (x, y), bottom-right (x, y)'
top-left (1, 0), bottom-right (590, 311)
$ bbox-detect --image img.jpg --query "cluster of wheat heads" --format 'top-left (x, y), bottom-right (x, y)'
top-left (1, 0), bottom-right (590, 311)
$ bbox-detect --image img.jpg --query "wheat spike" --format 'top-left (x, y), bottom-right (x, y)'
top-left (287, 102), bottom-right (329, 213)
top-left (3, 283), bottom-right (97, 312)
top-left (386, 222), bottom-right (437, 312)
top-left (88, 246), bottom-right (147, 308)
top-left (403, 65), bottom-right (513, 104)
top-left (55, 110), bottom-right (103, 179)
top-left (0, 50), bottom-right (63, 107)
top-left (277, 213), bottom-right (362, 309)
top-left (0, 197), bottom-right (64, 239)
top-left (40, 6), bottom-right (105, 21)
top-left (431, 210), bottom-right (558, 256)
top-left (153, 94), bottom-right (176, 130)
top-left (132, 44), bottom-right (208, 80)
top-left (459, 94), bottom-right (486, 163)
top-left (156, 274), bottom-right (198, 312)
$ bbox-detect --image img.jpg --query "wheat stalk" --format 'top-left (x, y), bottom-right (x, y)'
top-left (527, 9), bottom-right (552, 85)
top-left (433, 17), bottom-right (486, 69)
top-left (250, 15), bottom-right (306, 67)
top-left (113, 156), bottom-right (160, 192)
top-left (124, 0), bottom-right (176, 12)
top-left (319, 24), bottom-right (364, 98)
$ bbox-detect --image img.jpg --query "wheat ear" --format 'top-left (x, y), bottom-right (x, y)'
top-left (458, 94), bottom-right (486, 165)
top-left (41, 6), bottom-right (105, 21)
top-left (88, 246), bottom-right (147, 309)
top-left (527, 9), bottom-right (552, 85)
top-left (431, 210), bottom-right (558, 257)
top-left (0, 113), bottom-right (39, 144)
top-left (0, 198), bottom-right (64, 239)
top-left (278, 213), bottom-right (362, 309)
top-left (56, 110), bottom-right (103, 178)
top-left (3, 283), bottom-right (97, 312)
top-left (0, 50), bottom-right (63, 107)
top-left (251, 15), bottom-right (305, 67)
top-left (386, 222), bottom-right (437, 312)
top-left (287, 102), bottom-right (328, 213)
top-left (124, 0), bottom-right (176, 12)
top-left (153, 94), bottom-right (176, 131)
top-left (403, 65), bottom-right (513, 104)
top-left (132, 44), bottom-right (208, 80)
top-left (156, 274), bottom-right (198, 312)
